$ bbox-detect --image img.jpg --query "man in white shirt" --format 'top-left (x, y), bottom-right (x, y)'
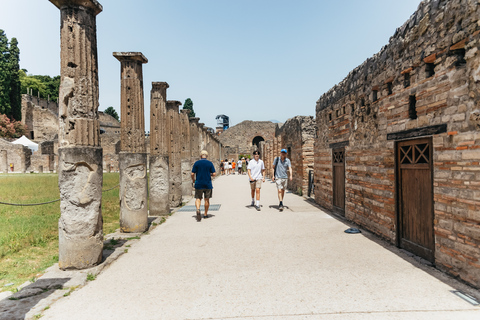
top-left (247, 150), bottom-right (265, 211)
top-left (237, 159), bottom-right (242, 174)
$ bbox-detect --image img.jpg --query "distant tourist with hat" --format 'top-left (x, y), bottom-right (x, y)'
top-left (272, 148), bottom-right (292, 212)
top-left (191, 150), bottom-right (216, 221)
top-left (247, 150), bottom-right (265, 211)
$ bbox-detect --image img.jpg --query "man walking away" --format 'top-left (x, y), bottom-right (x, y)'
top-left (247, 150), bottom-right (265, 211)
top-left (237, 158), bottom-right (242, 175)
top-left (191, 150), bottom-right (216, 221)
top-left (272, 148), bottom-right (292, 212)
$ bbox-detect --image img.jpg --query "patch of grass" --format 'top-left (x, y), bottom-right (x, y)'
top-left (125, 245), bottom-right (131, 248)
top-left (126, 236), bottom-right (140, 240)
top-left (43, 306), bottom-right (50, 311)
top-left (63, 285), bottom-right (79, 297)
top-left (86, 273), bottom-right (96, 281)
top-left (109, 238), bottom-right (119, 245)
top-left (0, 173), bottom-right (119, 291)
top-left (33, 314), bottom-right (43, 319)
top-left (124, 249), bottom-right (128, 253)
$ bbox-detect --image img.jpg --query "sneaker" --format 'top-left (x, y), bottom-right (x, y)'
top-left (279, 204), bottom-right (284, 212)
top-left (196, 210), bottom-right (201, 222)
top-left (251, 201), bottom-right (255, 207)
top-left (256, 205), bottom-right (261, 211)
top-left (204, 215), bottom-right (208, 219)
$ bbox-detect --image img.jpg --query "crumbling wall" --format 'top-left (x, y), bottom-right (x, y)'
top-left (0, 139), bottom-right (32, 173)
top-left (315, 0), bottom-right (480, 288)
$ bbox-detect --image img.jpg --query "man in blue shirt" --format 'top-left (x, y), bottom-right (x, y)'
top-left (191, 150), bottom-right (216, 221)
top-left (272, 149), bottom-right (292, 211)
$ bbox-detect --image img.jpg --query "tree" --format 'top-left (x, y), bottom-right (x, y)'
top-left (104, 106), bottom-right (119, 121)
top-left (8, 38), bottom-right (21, 121)
top-left (0, 114), bottom-right (26, 138)
top-left (183, 98), bottom-right (195, 118)
top-left (0, 30), bottom-right (11, 116)
top-left (20, 72), bottom-right (60, 102)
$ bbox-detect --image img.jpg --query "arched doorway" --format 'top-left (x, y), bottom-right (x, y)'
top-left (252, 136), bottom-right (265, 152)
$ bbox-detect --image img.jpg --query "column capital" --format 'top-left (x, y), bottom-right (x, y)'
top-left (152, 82), bottom-right (169, 90)
top-left (167, 100), bottom-right (182, 111)
top-left (189, 117), bottom-right (200, 123)
top-left (180, 109), bottom-right (190, 116)
top-left (113, 52), bottom-right (148, 64)
top-left (49, 0), bottom-right (103, 15)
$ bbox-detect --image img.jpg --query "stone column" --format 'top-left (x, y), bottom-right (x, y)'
top-left (189, 117), bottom-right (200, 165)
top-left (180, 110), bottom-right (192, 197)
top-left (149, 82), bottom-right (170, 216)
top-left (113, 52), bottom-right (148, 233)
top-left (198, 123), bottom-right (206, 152)
top-left (50, 0), bottom-right (103, 270)
top-left (0, 150), bottom-right (7, 173)
top-left (167, 100), bottom-right (182, 207)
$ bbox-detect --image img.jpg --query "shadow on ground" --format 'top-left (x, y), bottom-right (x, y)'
top-left (0, 278), bottom-right (70, 320)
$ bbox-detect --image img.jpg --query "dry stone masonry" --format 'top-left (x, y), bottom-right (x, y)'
top-left (314, 0), bottom-right (480, 288)
top-left (114, 52), bottom-right (148, 233)
top-left (50, 0), bottom-right (104, 270)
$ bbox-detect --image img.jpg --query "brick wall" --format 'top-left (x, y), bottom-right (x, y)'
top-left (314, 0), bottom-right (480, 288)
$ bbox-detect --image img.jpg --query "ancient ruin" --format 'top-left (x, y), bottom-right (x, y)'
top-left (314, 0), bottom-right (480, 287)
top-left (50, 0), bottom-right (104, 269)
top-left (114, 52), bottom-right (148, 233)
top-left (149, 82), bottom-right (170, 216)
top-left (167, 100), bottom-right (183, 207)
top-left (180, 109), bottom-right (193, 197)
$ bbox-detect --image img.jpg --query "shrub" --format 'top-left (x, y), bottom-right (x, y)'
top-left (0, 114), bottom-right (26, 138)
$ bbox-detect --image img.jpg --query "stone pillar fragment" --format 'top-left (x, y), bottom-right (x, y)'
top-left (114, 52), bottom-right (148, 233)
top-left (149, 82), bottom-right (170, 216)
top-left (50, 0), bottom-right (104, 270)
top-left (189, 117), bottom-right (200, 165)
top-left (167, 100), bottom-right (182, 207)
top-left (0, 150), bottom-right (7, 173)
top-left (180, 110), bottom-right (192, 197)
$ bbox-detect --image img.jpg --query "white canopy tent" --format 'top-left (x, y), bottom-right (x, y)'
top-left (12, 135), bottom-right (39, 152)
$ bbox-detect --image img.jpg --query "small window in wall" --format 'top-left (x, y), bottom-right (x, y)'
top-left (453, 49), bottom-right (466, 67)
top-left (343, 106), bottom-right (346, 114)
top-left (372, 90), bottom-right (378, 102)
top-left (387, 82), bottom-right (393, 95)
top-left (409, 95), bottom-right (417, 120)
top-left (426, 63), bottom-right (435, 78)
top-left (351, 104), bottom-right (355, 114)
top-left (30, 131), bottom-right (34, 140)
top-left (361, 98), bottom-right (365, 107)
top-left (404, 73), bottom-right (410, 88)
top-left (329, 113), bottom-right (332, 121)
top-left (336, 109), bottom-right (340, 117)
top-left (287, 147), bottom-right (291, 157)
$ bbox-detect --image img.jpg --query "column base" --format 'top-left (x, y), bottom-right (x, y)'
top-left (149, 155), bottom-right (170, 216)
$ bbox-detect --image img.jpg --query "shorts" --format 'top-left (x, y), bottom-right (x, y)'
top-left (195, 189), bottom-right (212, 199)
top-left (275, 178), bottom-right (288, 190)
top-left (250, 179), bottom-right (262, 190)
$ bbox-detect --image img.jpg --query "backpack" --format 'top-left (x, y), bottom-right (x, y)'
top-left (273, 157), bottom-right (279, 178)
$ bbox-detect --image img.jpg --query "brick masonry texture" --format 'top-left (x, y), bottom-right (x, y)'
top-left (314, 0), bottom-right (480, 288)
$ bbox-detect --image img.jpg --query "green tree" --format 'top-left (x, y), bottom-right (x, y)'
top-left (104, 106), bottom-right (119, 121)
top-left (20, 73), bottom-right (60, 102)
top-left (19, 70), bottom-right (46, 98)
top-left (183, 98), bottom-right (195, 118)
top-left (8, 37), bottom-right (21, 121)
top-left (0, 30), bottom-right (11, 116)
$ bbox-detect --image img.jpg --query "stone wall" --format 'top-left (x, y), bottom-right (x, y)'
top-left (218, 120), bottom-right (277, 159)
top-left (314, 0), bottom-right (480, 288)
top-left (21, 94), bottom-right (59, 141)
top-left (263, 116), bottom-right (315, 196)
top-left (0, 138), bottom-right (32, 173)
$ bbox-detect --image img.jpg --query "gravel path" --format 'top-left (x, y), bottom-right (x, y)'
top-left (42, 174), bottom-right (480, 320)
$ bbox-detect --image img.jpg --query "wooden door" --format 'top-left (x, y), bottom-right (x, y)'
top-left (333, 148), bottom-right (345, 215)
top-left (397, 138), bottom-right (434, 263)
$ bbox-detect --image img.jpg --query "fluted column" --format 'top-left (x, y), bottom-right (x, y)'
top-left (149, 82), bottom-right (170, 216)
top-left (50, 0), bottom-right (103, 270)
top-left (114, 52), bottom-right (148, 233)
top-left (167, 100), bottom-right (182, 207)
top-left (180, 109), bottom-right (192, 197)
top-left (189, 117), bottom-right (200, 165)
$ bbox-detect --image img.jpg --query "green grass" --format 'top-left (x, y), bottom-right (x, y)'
top-left (0, 173), bottom-right (120, 291)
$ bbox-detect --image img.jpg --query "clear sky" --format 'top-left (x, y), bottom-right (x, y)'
top-left (1, 0), bottom-right (422, 131)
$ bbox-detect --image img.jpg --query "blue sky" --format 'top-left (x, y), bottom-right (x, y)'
top-left (1, 0), bottom-right (422, 131)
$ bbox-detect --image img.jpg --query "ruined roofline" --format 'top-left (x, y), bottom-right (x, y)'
top-left (49, 0), bottom-right (103, 16)
top-left (315, 0), bottom-right (444, 111)
top-left (152, 82), bottom-right (169, 89)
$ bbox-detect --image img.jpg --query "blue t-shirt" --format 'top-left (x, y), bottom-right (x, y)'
top-left (192, 159), bottom-right (216, 189)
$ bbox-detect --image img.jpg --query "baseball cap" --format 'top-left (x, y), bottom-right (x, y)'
top-left (281, 149), bottom-right (287, 153)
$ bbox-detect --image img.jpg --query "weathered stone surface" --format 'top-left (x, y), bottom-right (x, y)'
top-left (119, 152), bottom-right (148, 232)
top-left (167, 100), bottom-right (183, 207)
top-left (58, 147), bottom-right (103, 270)
top-left (149, 82), bottom-right (169, 156)
top-left (51, 0), bottom-right (104, 270)
top-left (149, 154), bottom-right (170, 216)
top-left (0, 149), bottom-right (8, 173)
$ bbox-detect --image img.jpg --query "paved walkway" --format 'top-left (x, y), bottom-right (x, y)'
top-left (42, 174), bottom-right (479, 319)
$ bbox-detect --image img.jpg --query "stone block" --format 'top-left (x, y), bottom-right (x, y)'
top-left (149, 155), bottom-right (170, 216)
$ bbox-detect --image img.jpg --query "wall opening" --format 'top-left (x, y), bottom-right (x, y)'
top-left (426, 63), bottom-right (435, 78)
top-left (454, 49), bottom-right (466, 67)
top-left (252, 136), bottom-right (265, 151)
top-left (387, 82), bottom-right (393, 95)
top-left (373, 90), bottom-right (378, 102)
top-left (409, 95), bottom-right (417, 120)
top-left (404, 73), bottom-right (410, 88)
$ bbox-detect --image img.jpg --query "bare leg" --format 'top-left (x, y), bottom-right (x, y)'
top-left (278, 189), bottom-right (283, 202)
top-left (251, 188), bottom-right (255, 200)
top-left (195, 198), bottom-right (201, 211)
top-left (256, 188), bottom-right (261, 201)
top-left (204, 198), bottom-right (210, 217)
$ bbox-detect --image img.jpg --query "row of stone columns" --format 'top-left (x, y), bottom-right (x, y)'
top-left (51, 0), bottom-right (224, 270)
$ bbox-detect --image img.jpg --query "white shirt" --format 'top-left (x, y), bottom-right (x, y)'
top-left (237, 160), bottom-right (242, 168)
top-left (247, 158), bottom-right (265, 180)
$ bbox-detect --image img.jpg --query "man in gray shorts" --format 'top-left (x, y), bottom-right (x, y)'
top-left (247, 150), bottom-right (265, 211)
top-left (272, 149), bottom-right (292, 211)
top-left (191, 150), bottom-right (216, 221)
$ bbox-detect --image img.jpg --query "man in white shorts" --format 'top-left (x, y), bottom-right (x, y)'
top-left (247, 150), bottom-right (265, 211)
top-left (272, 149), bottom-right (292, 211)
